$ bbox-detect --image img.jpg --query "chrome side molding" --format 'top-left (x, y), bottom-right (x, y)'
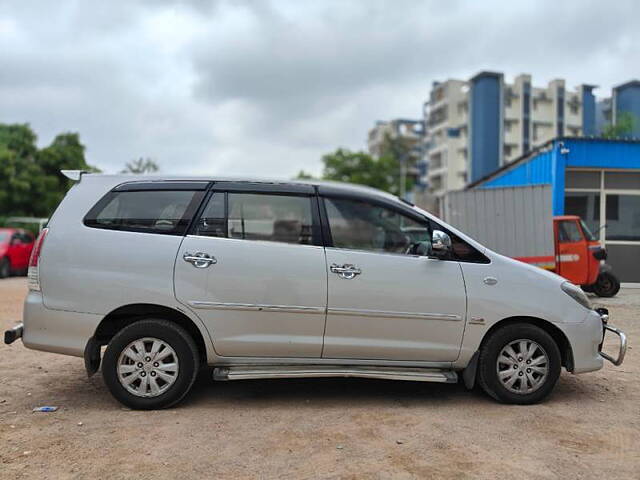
top-left (328, 308), bottom-right (462, 322)
top-left (189, 301), bottom-right (325, 315)
top-left (188, 302), bottom-right (460, 322)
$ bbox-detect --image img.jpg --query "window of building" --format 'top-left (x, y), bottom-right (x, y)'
top-left (565, 192), bottom-right (600, 235)
top-left (565, 170), bottom-right (600, 189)
top-left (85, 190), bottom-right (201, 235)
top-left (447, 127), bottom-right (461, 138)
top-left (605, 194), bottom-right (640, 241)
top-left (604, 172), bottom-right (640, 190)
top-left (504, 145), bottom-right (513, 157)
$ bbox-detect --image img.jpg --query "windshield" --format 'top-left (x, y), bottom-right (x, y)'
top-left (580, 220), bottom-right (597, 241)
top-left (0, 232), bottom-right (8, 243)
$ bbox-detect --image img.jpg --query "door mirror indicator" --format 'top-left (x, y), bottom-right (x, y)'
top-left (431, 230), bottom-right (452, 259)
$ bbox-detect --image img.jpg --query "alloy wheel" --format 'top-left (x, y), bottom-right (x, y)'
top-left (117, 337), bottom-right (179, 398)
top-left (496, 339), bottom-right (549, 394)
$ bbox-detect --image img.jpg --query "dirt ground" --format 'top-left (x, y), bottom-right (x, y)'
top-left (1, 278), bottom-right (638, 479)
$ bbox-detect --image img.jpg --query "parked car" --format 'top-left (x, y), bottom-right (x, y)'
top-left (4, 172), bottom-right (627, 410)
top-left (0, 228), bottom-right (35, 278)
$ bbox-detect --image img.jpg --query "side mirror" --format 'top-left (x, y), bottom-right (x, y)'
top-left (431, 230), bottom-right (452, 259)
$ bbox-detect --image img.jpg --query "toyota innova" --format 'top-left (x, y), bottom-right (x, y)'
top-left (4, 171), bottom-right (627, 409)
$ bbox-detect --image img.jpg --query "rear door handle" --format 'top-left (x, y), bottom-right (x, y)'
top-left (330, 263), bottom-right (361, 280)
top-left (183, 252), bottom-right (217, 268)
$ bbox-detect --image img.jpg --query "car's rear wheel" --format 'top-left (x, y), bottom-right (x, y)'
top-left (102, 319), bottom-right (199, 410)
top-left (0, 257), bottom-right (10, 279)
top-left (478, 323), bottom-right (561, 404)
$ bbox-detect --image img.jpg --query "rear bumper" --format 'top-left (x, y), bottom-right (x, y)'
top-left (21, 291), bottom-right (102, 358)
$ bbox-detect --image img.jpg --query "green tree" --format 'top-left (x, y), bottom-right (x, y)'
top-left (378, 132), bottom-right (419, 196)
top-left (602, 112), bottom-right (636, 139)
top-left (0, 123), bottom-right (98, 217)
top-left (301, 137), bottom-right (419, 196)
top-left (300, 148), bottom-right (401, 195)
top-left (121, 157), bottom-right (159, 174)
top-left (295, 170), bottom-right (315, 180)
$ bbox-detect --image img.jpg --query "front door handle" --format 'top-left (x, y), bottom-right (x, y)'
top-left (183, 252), bottom-right (217, 268)
top-left (330, 263), bottom-right (361, 280)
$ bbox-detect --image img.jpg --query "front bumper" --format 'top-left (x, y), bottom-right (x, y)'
top-left (596, 307), bottom-right (627, 366)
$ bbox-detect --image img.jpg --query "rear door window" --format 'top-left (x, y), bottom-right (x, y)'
top-left (85, 189), bottom-right (203, 235)
top-left (193, 192), bottom-right (317, 245)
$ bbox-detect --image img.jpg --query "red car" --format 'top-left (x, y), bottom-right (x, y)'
top-left (0, 228), bottom-right (35, 278)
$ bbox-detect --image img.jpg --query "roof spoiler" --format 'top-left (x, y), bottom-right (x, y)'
top-left (61, 170), bottom-right (88, 182)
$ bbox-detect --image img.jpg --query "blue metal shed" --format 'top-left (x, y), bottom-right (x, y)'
top-left (467, 137), bottom-right (640, 282)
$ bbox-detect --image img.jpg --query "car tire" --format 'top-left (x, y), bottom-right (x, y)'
top-left (0, 257), bottom-right (10, 279)
top-left (592, 272), bottom-right (620, 298)
top-left (102, 319), bottom-right (200, 410)
top-left (477, 323), bottom-right (561, 405)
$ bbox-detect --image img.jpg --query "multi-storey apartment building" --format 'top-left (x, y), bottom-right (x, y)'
top-left (367, 119), bottom-right (425, 198)
top-left (367, 119), bottom-right (424, 159)
top-left (423, 79), bottom-right (470, 202)
top-left (419, 72), bottom-right (639, 213)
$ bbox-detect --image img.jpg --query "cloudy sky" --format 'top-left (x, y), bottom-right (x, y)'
top-left (1, 1), bottom-right (638, 177)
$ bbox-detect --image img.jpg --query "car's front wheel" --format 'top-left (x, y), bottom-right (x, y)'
top-left (477, 323), bottom-right (561, 404)
top-left (102, 319), bottom-right (200, 410)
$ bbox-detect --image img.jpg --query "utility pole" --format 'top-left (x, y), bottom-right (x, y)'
top-left (399, 153), bottom-right (406, 199)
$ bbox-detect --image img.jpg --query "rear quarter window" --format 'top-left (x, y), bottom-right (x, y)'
top-left (84, 189), bottom-right (203, 235)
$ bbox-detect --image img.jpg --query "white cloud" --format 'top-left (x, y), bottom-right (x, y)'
top-left (0, 0), bottom-right (638, 177)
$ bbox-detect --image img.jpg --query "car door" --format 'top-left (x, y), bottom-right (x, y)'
top-left (21, 232), bottom-right (35, 269)
top-left (8, 233), bottom-right (25, 269)
top-left (555, 218), bottom-right (589, 285)
top-left (174, 184), bottom-right (328, 358)
top-left (14, 232), bottom-right (33, 269)
top-left (320, 195), bottom-right (467, 362)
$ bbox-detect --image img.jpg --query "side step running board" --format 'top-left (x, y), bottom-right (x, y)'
top-left (213, 365), bottom-right (457, 383)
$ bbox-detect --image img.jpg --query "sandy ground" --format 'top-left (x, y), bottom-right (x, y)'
top-left (0, 277), bottom-right (638, 479)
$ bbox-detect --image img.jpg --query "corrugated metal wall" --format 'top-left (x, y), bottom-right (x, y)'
top-left (479, 149), bottom-right (554, 188)
top-left (445, 185), bottom-right (554, 258)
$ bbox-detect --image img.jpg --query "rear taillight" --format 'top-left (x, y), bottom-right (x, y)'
top-left (28, 228), bottom-right (49, 291)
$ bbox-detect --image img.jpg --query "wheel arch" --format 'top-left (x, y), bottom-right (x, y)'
top-left (87, 303), bottom-right (212, 375)
top-left (480, 316), bottom-right (574, 372)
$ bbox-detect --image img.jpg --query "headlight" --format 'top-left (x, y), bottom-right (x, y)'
top-left (561, 281), bottom-right (591, 310)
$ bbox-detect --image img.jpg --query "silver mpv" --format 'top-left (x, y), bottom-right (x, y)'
top-left (4, 172), bottom-right (626, 409)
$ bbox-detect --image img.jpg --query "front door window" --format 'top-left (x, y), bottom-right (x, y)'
top-left (324, 197), bottom-right (430, 255)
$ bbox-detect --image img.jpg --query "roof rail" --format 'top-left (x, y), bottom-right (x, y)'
top-left (60, 170), bottom-right (88, 181)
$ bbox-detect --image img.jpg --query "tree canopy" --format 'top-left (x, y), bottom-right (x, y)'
top-left (121, 157), bottom-right (160, 174)
top-left (0, 123), bottom-right (99, 217)
top-left (298, 133), bottom-right (419, 196)
top-left (602, 112), bottom-right (637, 139)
